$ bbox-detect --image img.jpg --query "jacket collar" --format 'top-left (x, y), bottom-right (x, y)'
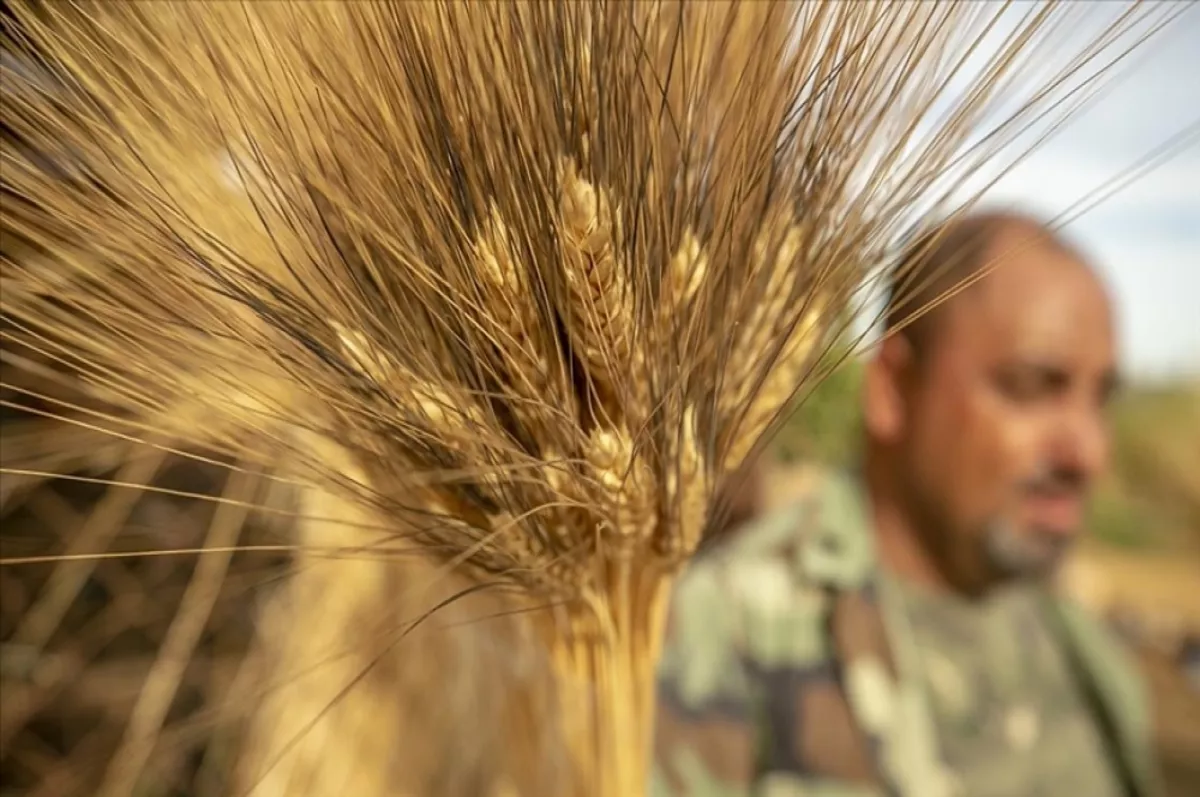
top-left (1045, 596), bottom-right (1159, 797)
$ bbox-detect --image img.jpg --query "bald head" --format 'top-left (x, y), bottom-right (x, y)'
top-left (884, 210), bottom-right (1093, 355)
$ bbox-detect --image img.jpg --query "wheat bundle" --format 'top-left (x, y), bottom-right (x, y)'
top-left (0, 2), bottom-right (1181, 796)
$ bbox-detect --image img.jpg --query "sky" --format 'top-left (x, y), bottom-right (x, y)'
top-left (934, 3), bottom-right (1200, 381)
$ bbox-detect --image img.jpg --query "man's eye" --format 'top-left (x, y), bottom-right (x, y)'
top-left (996, 366), bottom-right (1066, 403)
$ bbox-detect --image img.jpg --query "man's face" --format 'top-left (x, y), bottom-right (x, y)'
top-left (896, 239), bottom-right (1118, 592)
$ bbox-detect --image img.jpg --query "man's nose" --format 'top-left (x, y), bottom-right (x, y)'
top-left (1056, 408), bottom-right (1110, 482)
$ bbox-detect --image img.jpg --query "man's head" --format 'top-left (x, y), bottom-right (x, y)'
top-left (864, 210), bottom-right (1118, 595)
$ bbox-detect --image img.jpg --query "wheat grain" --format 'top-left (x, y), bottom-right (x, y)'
top-left (559, 159), bottom-right (636, 412)
top-left (586, 426), bottom-right (656, 559)
top-left (473, 205), bottom-right (572, 444)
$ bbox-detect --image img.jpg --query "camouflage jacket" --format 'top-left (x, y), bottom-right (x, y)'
top-left (651, 469), bottom-right (1160, 797)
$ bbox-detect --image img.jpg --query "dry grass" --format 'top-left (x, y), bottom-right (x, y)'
top-left (0, 2), bottom-right (1191, 796)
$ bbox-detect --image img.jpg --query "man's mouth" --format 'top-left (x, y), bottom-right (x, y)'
top-left (1022, 490), bottom-right (1084, 534)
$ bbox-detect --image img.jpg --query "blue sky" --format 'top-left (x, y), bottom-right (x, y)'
top-left (949, 3), bottom-right (1200, 381)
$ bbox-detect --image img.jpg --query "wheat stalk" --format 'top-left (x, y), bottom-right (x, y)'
top-left (0, 1), bottom-right (1184, 795)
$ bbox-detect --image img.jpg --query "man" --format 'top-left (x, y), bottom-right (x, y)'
top-left (652, 210), bottom-right (1160, 797)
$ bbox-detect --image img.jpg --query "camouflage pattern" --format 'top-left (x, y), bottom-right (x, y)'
top-left (651, 469), bottom-right (1161, 797)
top-left (889, 574), bottom-right (1128, 797)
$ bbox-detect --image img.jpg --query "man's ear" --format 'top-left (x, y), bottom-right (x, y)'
top-left (863, 333), bottom-right (915, 444)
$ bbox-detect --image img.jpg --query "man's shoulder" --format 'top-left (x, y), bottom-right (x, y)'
top-left (679, 471), bottom-right (824, 610)
top-left (663, 467), bottom-right (873, 673)
top-left (653, 468), bottom-right (877, 793)
top-left (684, 465), bottom-right (875, 597)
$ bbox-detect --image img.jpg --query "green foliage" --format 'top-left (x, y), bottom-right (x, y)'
top-left (771, 345), bottom-right (865, 467)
